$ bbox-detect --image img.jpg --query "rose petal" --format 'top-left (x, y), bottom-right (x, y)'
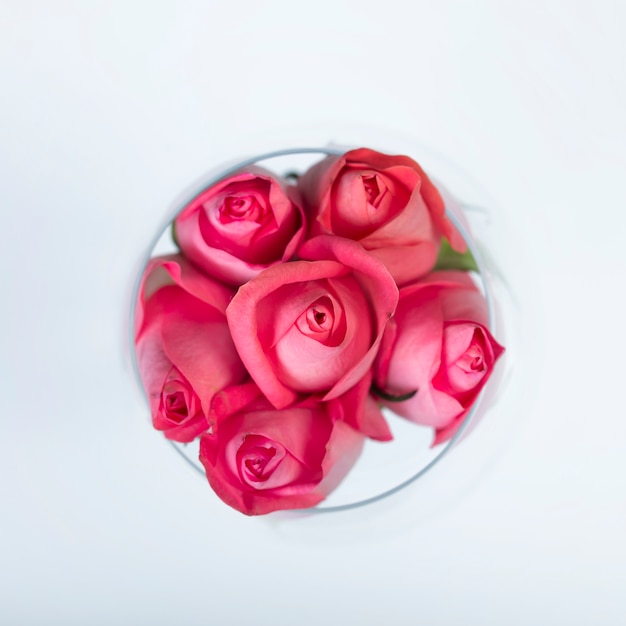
top-left (328, 371), bottom-right (393, 441)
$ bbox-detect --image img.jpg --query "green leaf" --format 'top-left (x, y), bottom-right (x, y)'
top-left (283, 170), bottom-right (300, 182)
top-left (434, 237), bottom-right (478, 272)
top-left (171, 221), bottom-right (180, 249)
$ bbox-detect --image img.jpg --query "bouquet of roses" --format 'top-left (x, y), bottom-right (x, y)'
top-left (134, 148), bottom-right (504, 515)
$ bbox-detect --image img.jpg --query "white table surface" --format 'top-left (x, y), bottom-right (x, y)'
top-left (2, 1), bottom-right (625, 624)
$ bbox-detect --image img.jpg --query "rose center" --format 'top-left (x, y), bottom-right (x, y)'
top-left (457, 343), bottom-right (486, 374)
top-left (305, 303), bottom-right (332, 332)
top-left (296, 295), bottom-right (340, 339)
top-left (244, 446), bottom-right (277, 480)
top-left (470, 355), bottom-right (483, 370)
top-left (237, 436), bottom-right (286, 487)
top-left (164, 390), bottom-right (189, 422)
top-left (219, 194), bottom-right (265, 224)
top-left (362, 174), bottom-right (382, 206)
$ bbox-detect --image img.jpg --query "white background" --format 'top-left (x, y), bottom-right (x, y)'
top-left (2, 1), bottom-right (625, 624)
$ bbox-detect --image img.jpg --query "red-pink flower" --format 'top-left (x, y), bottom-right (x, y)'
top-left (200, 384), bottom-right (365, 515)
top-left (298, 148), bottom-right (466, 285)
top-left (374, 271), bottom-right (504, 445)
top-left (225, 235), bottom-right (399, 410)
top-left (174, 167), bottom-right (305, 286)
top-left (135, 255), bottom-right (247, 442)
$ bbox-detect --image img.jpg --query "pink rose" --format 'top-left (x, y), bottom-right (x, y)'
top-left (200, 383), bottom-right (365, 515)
top-left (298, 148), bottom-right (466, 285)
top-left (174, 167), bottom-right (306, 285)
top-left (135, 255), bottom-right (247, 442)
top-left (374, 271), bottom-right (504, 445)
top-left (225, 235), bottom-right (399, 410)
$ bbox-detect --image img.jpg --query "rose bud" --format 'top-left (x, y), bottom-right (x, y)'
top-left (225, 235), bottom-right (399, 411)
top-left (135, 255), bottom-right (247, 442)
top-left (298, 148), bottom-right (467, 285)
top-left (200, 384), bottom-right (365, 515)
top-left (174, 167), bottom-right (306, 286)
top-left (373, 271), bottom-right (504, 446)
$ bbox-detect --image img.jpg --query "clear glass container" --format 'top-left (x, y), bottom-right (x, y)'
top-left (129, 128), bottom-right (524, 519)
